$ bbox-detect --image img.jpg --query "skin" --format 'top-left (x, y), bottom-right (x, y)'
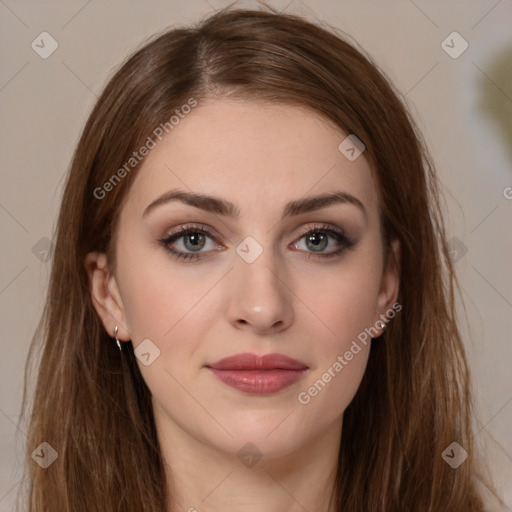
top-left (86, 98), bottom-right (400, 512)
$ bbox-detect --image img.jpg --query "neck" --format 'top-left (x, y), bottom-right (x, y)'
top-left (153, 404), bottom-right (342, 512)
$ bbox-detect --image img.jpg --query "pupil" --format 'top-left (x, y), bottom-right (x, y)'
top-left (307, 233), bottom-right (327, 251)
top-left (185, 233), bottom-right (205, 251)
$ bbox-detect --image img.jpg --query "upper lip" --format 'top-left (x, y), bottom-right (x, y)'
top-left (206, 352), bottom-right (308, 371)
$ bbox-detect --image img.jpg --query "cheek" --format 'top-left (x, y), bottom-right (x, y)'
top-left (297, 343), bottom-right (371, 424)
top-left (294, 314), bottom-right (372, 423)
top-left (297, 260), bottom-right (383, 349)
top-left (117, 248), bottom-right (212, 343)
top-left (293, 250), bottom-right (381, 414)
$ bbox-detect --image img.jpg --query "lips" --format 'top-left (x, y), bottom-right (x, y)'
top-left (205, 353), bottom-right (309, 394)
top-left (207, 353), bottom-right (308, 371)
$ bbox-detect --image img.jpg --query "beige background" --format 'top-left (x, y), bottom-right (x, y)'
top-left (1, 0), bottom-right (511, 509)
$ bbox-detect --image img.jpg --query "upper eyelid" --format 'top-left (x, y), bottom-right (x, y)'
top-left (163, 224), bottom-right (219, 242)
top-left (163, 222), bottom-right (350, 247)
top-left (165, 222), bottom-right (342, 235)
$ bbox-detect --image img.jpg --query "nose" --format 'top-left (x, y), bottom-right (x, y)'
top-left (224, 247), bottom-right (294, 335)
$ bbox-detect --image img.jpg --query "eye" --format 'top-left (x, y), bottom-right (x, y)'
top-left (158, 222), bottom-right (357, 263)
top-left (158, 224), bottom-right (221, 262)
top-left (292, 223), bottom-right (356, 258)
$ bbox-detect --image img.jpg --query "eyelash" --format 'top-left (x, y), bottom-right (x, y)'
top-left (158, 223), bottom-right (357, 263)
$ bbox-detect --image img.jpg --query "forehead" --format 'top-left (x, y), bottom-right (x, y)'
top-left (122, 98), bottom-right (379, 222)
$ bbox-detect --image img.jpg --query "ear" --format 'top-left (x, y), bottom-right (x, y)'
top-left (84, 251), bottom-right (131, 341)
top-left (373, 239), bottom-right (401, 335)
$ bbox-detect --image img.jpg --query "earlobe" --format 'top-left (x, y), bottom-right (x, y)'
top-left (84, 251), bottom-right (130, 341)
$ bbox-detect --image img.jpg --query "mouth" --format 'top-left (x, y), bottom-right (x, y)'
top-left (205, 352), bottom-right (309, 395)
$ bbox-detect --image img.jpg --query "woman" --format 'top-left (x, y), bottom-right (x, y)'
top-left (20, 6), bottom-right (501, 511)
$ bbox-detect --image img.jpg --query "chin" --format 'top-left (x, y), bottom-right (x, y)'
top-left (215, 414), bottom-right (313, 458)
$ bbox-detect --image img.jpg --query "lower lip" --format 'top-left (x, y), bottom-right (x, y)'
top-left (207, 368), bottom-right (307, 394)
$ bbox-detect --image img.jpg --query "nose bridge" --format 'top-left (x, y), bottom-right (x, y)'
top-left (235, 237), bottom-right (283, 303)
top-left (226, 235), bottom-right (293, 332)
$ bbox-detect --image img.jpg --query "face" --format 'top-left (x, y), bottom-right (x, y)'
top-left (87, 98), bottom-right (399, 460)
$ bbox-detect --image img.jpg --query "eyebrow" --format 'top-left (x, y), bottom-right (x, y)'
top-left (142, 189), bottom-right (366, 220)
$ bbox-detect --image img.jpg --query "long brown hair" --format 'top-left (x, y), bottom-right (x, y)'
top-left (20, 6), bottom-right (499, 511)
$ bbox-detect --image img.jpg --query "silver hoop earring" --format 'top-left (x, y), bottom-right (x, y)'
top-left (114, 325), bottom-right (122, 351)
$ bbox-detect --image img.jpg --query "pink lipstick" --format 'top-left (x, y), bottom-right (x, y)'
top-left (206, 353), bottom-right (308, 395)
